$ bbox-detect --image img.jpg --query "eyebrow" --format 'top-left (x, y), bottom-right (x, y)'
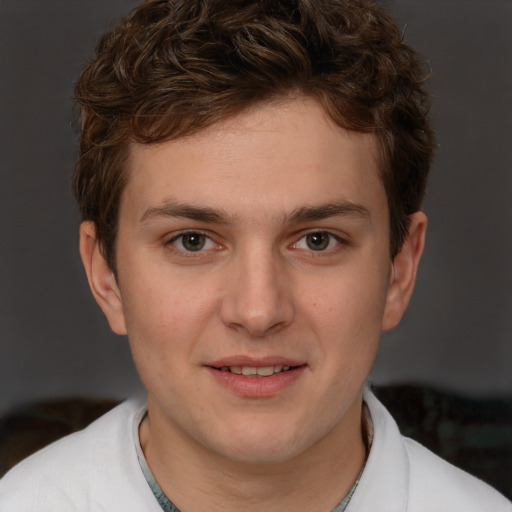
top-left (287, 201), bottom-right (371, 223)
top-left (140, 202), bottom-right (230, 224)
top-left (140, 199), bottom-right (370, 225)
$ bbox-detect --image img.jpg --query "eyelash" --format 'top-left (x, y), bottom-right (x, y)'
top-left (291, 231), bottom-right (346, 254)
top-left (166, 230), bottom-right (346, 256)
top-left (166, 231), bottom-right (219, 254)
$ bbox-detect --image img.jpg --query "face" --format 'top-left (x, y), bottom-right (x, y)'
top-left (82, 97), bottom-right (424, 466)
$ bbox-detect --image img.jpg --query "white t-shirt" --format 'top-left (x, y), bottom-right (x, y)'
top-left (0, 390), bottom-right (510, 511)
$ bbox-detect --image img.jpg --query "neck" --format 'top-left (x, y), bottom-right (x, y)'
top-left (139, 397), bottom-right (367, 512)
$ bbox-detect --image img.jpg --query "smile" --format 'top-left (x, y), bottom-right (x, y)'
top-left (205, 356), bottom-right (307, 396)
top-left (206, 362), bottom-right (306, 397)
top-left (218, 365), bottom-right (291, 376)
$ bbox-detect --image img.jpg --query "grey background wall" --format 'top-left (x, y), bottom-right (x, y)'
top-left (1, 0), bottom-right (511, 416)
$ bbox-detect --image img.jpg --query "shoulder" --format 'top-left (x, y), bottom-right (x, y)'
top-left (354, 389), bottom-right (512, 512)
top-left (404, 437), bottom-right (512, 511)
top-left (0, 398), bottom-right (157, 511)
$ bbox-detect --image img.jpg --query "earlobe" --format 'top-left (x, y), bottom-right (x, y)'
top-left (79, 221), bottom-right (127, 335)
top-left (382, 212), bottom-right (427, 331)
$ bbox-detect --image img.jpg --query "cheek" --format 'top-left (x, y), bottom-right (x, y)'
top-left (119, 265), bottom-right (220, 355)
top-left (299, 264), bottom-right (389, 372)
top-left (303, 268), bottom-right (389, 334)
top-left (120, 283), bottom-right (213, 399)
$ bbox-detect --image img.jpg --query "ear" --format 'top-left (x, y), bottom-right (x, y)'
top-left (382, 212), bottom-right (427, 331)
top-left (79, 221), bottom-right (127, 335)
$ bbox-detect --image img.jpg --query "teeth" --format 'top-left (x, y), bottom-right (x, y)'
top-left (226, 365), bottom-right (292, 376)
top-left (256, 366), bottom-right (274, 377)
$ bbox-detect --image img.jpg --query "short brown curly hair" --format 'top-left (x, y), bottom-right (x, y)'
top-left (73, 0), bottom-right (435, 272)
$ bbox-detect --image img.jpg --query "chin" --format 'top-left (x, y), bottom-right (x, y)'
top-left (205, 417), bottom-right (320, 466)
top-left (217, 439), bottom-right (304, 466)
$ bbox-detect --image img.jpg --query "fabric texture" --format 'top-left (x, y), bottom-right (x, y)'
top-left (0, 390), bottom-right (510, 512)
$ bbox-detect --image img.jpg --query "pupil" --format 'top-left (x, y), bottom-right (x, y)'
top-left (183, 233), bottom-right (205, 251)
top-left (306, 232), bottom-right (329, 251)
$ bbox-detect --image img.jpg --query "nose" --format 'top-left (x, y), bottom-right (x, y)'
top-left (219, 246), bottom-right (294, 338)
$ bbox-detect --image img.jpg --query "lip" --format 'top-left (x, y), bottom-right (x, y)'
top-left (205, 356), bottom-right (307, 398)
top-left (207, 356), bottom-right (305, 368)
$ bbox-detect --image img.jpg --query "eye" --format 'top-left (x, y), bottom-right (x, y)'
top-left (169, 232), bottom-right (216, 252)
top-left (293, 231), bottom-right (340, 252)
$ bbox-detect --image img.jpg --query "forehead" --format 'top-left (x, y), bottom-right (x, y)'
top-left (121, 97), bottom-right (384, 223)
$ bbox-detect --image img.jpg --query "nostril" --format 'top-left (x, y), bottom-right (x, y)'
top-left (218, 262), bottom-right (295, 336)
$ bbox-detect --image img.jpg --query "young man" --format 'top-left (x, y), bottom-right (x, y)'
top-left (0, 0), bottom-right (510, 510)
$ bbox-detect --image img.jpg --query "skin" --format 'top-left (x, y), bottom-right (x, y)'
top-left (80, 96), bottom-right (426, 511)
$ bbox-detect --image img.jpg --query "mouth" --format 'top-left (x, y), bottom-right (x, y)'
top-left (214, 365), bottom-right (295, 377)
top-left (205, 361), bottom-right (306, 397)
